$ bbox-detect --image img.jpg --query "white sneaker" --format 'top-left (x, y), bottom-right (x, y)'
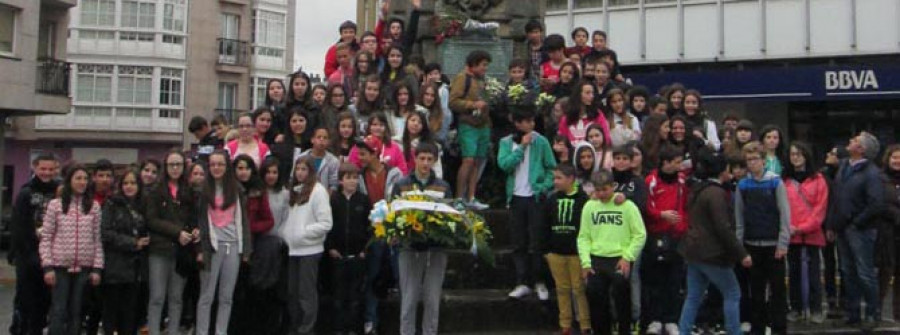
top-left (508, 284), bottom-right (532, 299)
top-left (364, 322), bottom-right (375, 334)
top-left (740, 322), bottom-right (751, 333)
top-left (646, 321), bottom-right (662, 334)
top-left (664, 323), bottom-right (679, 335)
top-left (468, 199), bottom-right (490, 210)
top-left (535, 283), bottom-right (550, 301)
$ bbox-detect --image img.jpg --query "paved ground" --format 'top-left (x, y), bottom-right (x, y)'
top-left (2, 250), bottom-right (900, 334)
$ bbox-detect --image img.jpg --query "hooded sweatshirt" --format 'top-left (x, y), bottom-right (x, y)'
top-left (546, 187), bottom-right (589, 255)
top-left (573, 142), bottom-right (599, 185)
top-left (282, 183), bottom-right (334, 256)
top-left (613, 169), bottom-right (648, 216)
top-left (735, 171), bottom-right (791, 250)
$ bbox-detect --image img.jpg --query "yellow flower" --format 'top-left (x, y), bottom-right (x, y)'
top-left (386, 211), bottom-right (395, 223)
top-left (374, 223), bottom-right (386, 238)
top-left (412, 220), bottom-right (424, 233)
top-left (473, 221), bottom-right (485, 233)
top-left (404, 212), bottom-right (418, 226)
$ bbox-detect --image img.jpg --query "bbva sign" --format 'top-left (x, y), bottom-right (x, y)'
top-left (825, 70), bottom-right (880, 91)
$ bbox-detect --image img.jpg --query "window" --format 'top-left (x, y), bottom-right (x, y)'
top-left (159, 68), bottom-right (183, 106)
top-left (79, 30), bottom-right (115, 40)
top-left (74, 107), bottom-right (112, 126)
top-left (162, 34), bottom-right (183, 44)
top-left (163, 0), bottom-right (186, 32)
top-left (122, 1), bottom-right (156, 29)
top-left (546, 0), bottom-right (567, 11)
top-left (252, 77), bottom-right (271, 108)
top-left (255, 47), bottom-right (283, 57)
top-left (119, 32), bottom-right (154, 41)
top-left (38, 22), bottom-right (57, 59)
top-left (575, 0), bottom-right (602, 8)
top-left (254, 10), bottom-right (285, 48)
top-left (159, 109), bottom-right (181, 118)
top-left (76, 64), bottom-right (113, 102)
top-left (80, 0), bottom-right (115, 26)
top-left (218, 82), bottom-right (237, 110)
top-left (221, 13), bottom-right (239, 39)
top-left (117, 66), bottom-right (153, 104)
top-left (0, 4), bottom-right (16, 54)
top-left (116, 108), bottom-right (152, 119)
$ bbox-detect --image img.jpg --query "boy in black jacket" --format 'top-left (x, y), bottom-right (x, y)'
top-left (545, 165), bottom-right (591, 335)
top-left (326, 163), bottom-right (373, 335)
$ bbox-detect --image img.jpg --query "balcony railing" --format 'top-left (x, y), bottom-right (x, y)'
top-left (36, 58), bottom-right (70, 96)
top-left (217, 38), bottom-right (249, 67)
top-left (215, 108), bottom-right (245, 125)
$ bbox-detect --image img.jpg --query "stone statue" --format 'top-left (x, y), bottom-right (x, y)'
top-left (443, 0), bottom-right (502, 20)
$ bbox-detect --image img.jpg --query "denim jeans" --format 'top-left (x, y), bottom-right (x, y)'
top-left (679, 262), bottom-right (742, 335)
top-left (838, 226), bottom-right (880, 321)
top-left (48, 269), bottom-right (89, 335)
top-left (788, 245), bottom-right (823, 313)
top-left (364, 241), bottom-right (399, 327)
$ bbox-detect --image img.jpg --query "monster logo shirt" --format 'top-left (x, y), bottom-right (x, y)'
top-left (545, 188), bottom-right (589, 255)
top-left (577, 197), bottom-right (647, 268)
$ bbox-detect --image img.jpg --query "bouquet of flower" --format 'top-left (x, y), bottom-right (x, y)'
top-left (370, 193), bottom-right (494, 265)
top-left (536, 92), bottom-right (557, 110)
top-left (430, 2), bottom-right (467, 45)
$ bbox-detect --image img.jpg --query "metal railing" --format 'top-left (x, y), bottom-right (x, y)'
top-left (217, 38), bottom-right (250, 66)
top-left (36, 58), bottom-right (70, 96)
top-left (214, 108), bottom-right (245, 125)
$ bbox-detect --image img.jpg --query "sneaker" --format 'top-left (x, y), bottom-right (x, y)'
top-left (810, 312), bottom-right (826, 324)
top-left (508, 284), bottom-right (532, 299)
top-left (364, 322), bottom-right (376, 335)
top-left (646, 321), bottom-right (662, 334)
top-left (664, 323), bottom-right (679, 335)
top-left (786, 311), bottom-right (802, 322)
top-left (740, 322), bottom-right (751, 333)
top-left (468, 198), bottom-right (490, 210)
top-left (535, 282), bottom-right (550, 301)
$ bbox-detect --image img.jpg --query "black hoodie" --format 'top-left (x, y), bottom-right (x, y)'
top-left (613, 169), bottom-right (649, 216)
top-left (544, 187), bottom-right (589, 255)
top-left (326, 189), bottom-right (373, 256)
top-left (10, 176), bottom-right (59, 266)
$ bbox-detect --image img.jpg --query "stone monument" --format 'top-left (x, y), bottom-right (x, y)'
top-left (385, 0), bottom-right (544, 80)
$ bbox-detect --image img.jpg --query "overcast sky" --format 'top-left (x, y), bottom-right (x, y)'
top-left (294, 1), bottom-right (357, 79)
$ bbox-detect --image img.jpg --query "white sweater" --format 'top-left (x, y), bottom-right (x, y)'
top-left (281, 183), bottom-right (333, 256)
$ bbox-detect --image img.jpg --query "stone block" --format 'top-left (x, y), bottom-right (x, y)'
top-left (438, 38), bottom-right (515, 81)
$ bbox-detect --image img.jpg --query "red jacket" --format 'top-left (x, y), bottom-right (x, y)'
top-left (645, 169), bottom-right (690, 237)
top-left (785, 173), bottom-right (829, 246)
top-left (246, 191), bottom-right (274, 234)
top-left (324, 43), bottom-right (339, 78)
top-left (39, 198), bottom-right (104, 273)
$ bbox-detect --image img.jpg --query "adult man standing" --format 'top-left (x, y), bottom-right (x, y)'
top-left (828, 131), bottom-right (884, 328)
top-left (9, 154), bottom-right (60, 335)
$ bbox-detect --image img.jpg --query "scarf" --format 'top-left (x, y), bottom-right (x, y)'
top-left (658, 169), bottom-right (678, 184)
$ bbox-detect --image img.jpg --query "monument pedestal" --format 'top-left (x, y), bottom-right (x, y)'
top-left (437, 37), bottom-right (514, 81)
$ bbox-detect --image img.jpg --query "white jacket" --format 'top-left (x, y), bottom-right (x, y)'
top-left (281, 183), bottom-right (333, 256)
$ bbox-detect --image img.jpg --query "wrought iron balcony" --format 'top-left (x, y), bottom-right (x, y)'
top-left (35, 58), bottom-right (70, 96)
top-left (217, 38), bottom-right (250, 67)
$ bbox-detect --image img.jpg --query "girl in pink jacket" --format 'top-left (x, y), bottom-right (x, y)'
top-left (783, 142), bottom-right (829, 323)
top-left (39, 165), bottom-right (104, 335)
top-left (558, 80), bottom-right (612, 147)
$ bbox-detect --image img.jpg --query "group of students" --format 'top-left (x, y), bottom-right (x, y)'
top-left (9, 5), bottom-right (900, 335)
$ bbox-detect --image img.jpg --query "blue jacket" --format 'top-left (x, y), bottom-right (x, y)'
top-left (827, 159), bottom-right (884, 231)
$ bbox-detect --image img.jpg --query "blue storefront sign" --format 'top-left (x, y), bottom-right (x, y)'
top-left (627, 64), bottom-right (900, 101)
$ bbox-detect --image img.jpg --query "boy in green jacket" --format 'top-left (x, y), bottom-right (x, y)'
top-left (578, 169), bottom-right (646, 335)
top-left (498, 108), bottom-right (557, 300)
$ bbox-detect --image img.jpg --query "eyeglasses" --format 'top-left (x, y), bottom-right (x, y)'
top-left (208, 162), bottom-right (227, 167)
top-left (167, 162), bottom-right (184, 168)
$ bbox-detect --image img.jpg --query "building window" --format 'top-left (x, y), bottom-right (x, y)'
top-left (76, 64), bottom-right (113, 102)
top-left (119, 31), bottom-right (154, 41)
top-left (159, 68), bottom-right (183, 106)
top-left (79, 30), bottom-right (115, 41)
top-left (546, 0), bottom-right (567, 11)
top-left (255, 46), bottom-right (284, 57)
top-left (159, 109), bottom-right (181, 118)
top-left (218, 82), bottom-right (237, 110)
top-left (254, 10), bottom-right (285, 48)
top-left (0, 4), bottom-right (16, 54)
top-left (117, 66), bottom-right (153, 104)
top-left (252, 77), bottom-right (272, 108)
top-left (574, 0), bottom-right (602, 8)
top-left (163, 0), bottom-right (186, 32)
top-left (162, 34), bottom-right (183, 44)
top-left (80, 0), bottom-right (115, 26)
top-left (74, 107), bottom-right (112, 126)
top-left (122, 0), bottom-right (156, 29)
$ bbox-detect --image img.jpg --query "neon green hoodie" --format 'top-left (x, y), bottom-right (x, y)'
top-left (577, 198), bottom-right (647, 268)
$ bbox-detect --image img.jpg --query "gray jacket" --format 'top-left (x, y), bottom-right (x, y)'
top-left (295, 149), bottom-right (340, 192)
